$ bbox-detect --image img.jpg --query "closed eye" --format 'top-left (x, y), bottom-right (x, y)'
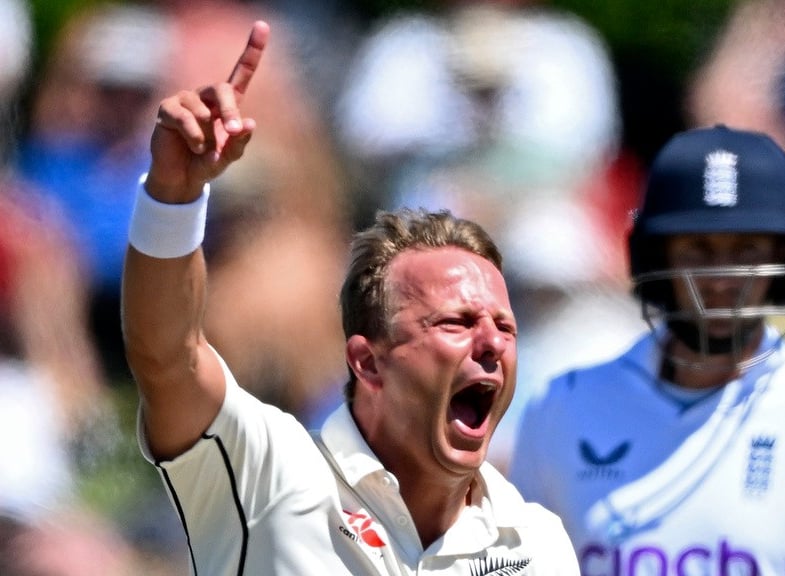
top-left (496, 320), bottom-right (517, 336)
top-left (435, 316), bottom-right (473, 331)
top-left (433, 316), bottom-right (516, 338)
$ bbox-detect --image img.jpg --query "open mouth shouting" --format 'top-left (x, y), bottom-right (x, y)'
top-left (449, 381), bottom-right (498, 440)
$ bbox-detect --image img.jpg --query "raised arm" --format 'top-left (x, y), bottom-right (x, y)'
top-left (121, 21), bottom-right (269, 460)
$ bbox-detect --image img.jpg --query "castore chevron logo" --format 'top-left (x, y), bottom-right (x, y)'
top-left (579, 440), bottom-right (631, 466)
top-left (578, 440), bottom-right (630, 480)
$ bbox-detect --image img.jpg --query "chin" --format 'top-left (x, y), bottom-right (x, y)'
top-left (440, 443), bottom-right (487, 474)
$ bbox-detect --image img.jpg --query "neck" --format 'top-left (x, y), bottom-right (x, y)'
top-left (396, 468), bottom-right (474, 549)
top-left (665, 356), bottom-right (738, 389)
top-left (664, 325), bottom-right (764, 389)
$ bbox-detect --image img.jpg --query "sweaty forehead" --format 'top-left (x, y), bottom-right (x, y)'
top-left (386, 247), bottom-right (507, 304)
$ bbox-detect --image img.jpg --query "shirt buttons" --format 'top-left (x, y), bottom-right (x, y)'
top-left (381, 475), bottom-right (392, 487)
top-left (396, 515), bottom-right (408, 526)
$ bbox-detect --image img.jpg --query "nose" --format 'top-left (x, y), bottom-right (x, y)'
top-left (692, 270), bottom-right (754, 313)
top-left (472, 317), bottom-right (507, 369)
top-left (693, 264), bottom-right (745, 294)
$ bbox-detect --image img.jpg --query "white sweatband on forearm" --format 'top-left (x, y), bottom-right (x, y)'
top-left (128, 174), bottom-right (211, 259)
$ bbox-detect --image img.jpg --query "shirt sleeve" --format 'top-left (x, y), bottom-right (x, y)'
top-left (137, 353), bottom-right (334, 575)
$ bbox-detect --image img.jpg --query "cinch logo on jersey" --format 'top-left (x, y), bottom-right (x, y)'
top-left (579, 539), bottom-right (759, 576)
top-left (577, 439), bottom-right (631, 481)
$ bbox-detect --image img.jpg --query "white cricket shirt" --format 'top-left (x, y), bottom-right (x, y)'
top-left (139, 353), bottom-right (579, 575)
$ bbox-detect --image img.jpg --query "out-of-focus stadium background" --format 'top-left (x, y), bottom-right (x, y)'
top-left (4, 0), bottom-right (780, 573)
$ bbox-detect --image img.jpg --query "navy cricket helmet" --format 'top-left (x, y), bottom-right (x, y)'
top-left (628, 124), bottom-right (785, 363)
top-left (630, 124), bottom-right (785, 276)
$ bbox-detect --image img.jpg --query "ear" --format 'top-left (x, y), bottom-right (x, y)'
top-left (346, 334), bottom-right (382, 390)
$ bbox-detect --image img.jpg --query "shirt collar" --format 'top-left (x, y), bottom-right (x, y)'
top-left (320, 403), bottom-right (386, 486)
top-left (319, 404), bottom-right (526, 553)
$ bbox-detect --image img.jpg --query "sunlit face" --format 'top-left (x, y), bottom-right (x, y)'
top-left (371, 247), bottom-right (517, 476)
top-left (665, 233), bottom-right (777, 339)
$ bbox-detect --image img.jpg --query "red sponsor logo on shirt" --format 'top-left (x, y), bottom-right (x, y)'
top-left (343, 510), bottom-right (386, 548)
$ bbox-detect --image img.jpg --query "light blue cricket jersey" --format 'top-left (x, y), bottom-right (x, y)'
top-left (510, 326), bottom-right (785, 576)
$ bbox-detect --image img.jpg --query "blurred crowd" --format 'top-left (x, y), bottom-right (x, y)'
top-left (0, 0), bottom-right (778, 573)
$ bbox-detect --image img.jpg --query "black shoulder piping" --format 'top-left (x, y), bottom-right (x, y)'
top-left (156, 433), bottom-right (250, 576)
top-left (159, 465), bottom-right (198, 575)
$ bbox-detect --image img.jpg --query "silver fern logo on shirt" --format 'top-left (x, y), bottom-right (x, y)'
top-left (703, 150), bottom-right (738, 207)
top-left (469, 556), bottom-right (530, 575)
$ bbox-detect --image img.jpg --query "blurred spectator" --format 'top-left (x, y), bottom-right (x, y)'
top-left (0, 0), bottom-right (30, 167)
top-left (0, 105), bottom-right (183, 576)
top-left (0, 2), bottom-right (180, 573)
top-left (334, 0), bottom-right (645, 469)
top-left (0, 183), bottom-right (109, 474)
top-left (150, 0), bottom-right (352, 426)
top-left (0, 513), bottom-right (135, 576)
top-left (255, 0), bottom-right (365, 117)
top-left (0, 79), bottom-right (133, 576)
top-left (335, 0), bottom-right (620, 222)
top-left (0, 0), bottom-right (82, 525)
top-left (686, 0), bottom-right (785, 148)
top-left (16, 2), bottom-right (175, 379)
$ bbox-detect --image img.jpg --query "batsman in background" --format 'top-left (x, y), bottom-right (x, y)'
top-left (122, 20), bottom-right (579, 575)
top-left (509, 125), bottom-right (785, 575)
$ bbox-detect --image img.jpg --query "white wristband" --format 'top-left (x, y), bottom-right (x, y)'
top-left (128, 174), bottom-right (210, 259)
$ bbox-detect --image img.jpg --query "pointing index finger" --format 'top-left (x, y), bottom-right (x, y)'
top-left (228, 20), bottom-right (269, 96)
